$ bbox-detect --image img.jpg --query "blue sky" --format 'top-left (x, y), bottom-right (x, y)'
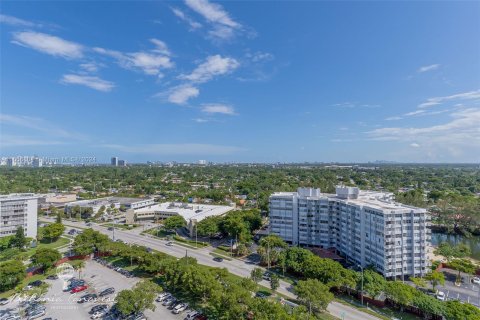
top-left (1, 1), bottom-right (479, 163)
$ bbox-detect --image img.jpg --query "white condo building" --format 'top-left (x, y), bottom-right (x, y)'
top-left (0, 193), bottom-right (38, 238)
top-left (269, 186), bottom-right (431, 279)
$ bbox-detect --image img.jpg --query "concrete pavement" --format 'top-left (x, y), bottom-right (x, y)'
top-left (43, 218), bottom-right (381, 320)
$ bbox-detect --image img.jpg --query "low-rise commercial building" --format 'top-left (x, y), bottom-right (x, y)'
top-left (127, 202), bottom-right (234, 236)
top-left (269, 186), bottom-right (431, 279)
top-left (64, 196), bottom-right (155, 216)
top-left (0, 193), bottom-right (38, 238)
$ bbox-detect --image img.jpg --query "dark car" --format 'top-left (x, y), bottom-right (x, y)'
top-left (77, 293), bottom-right (97, 304)
top-left (213, 257), bottom-right (223, 262)
top-left (99, 287), bottom-right (115, 296)
top-left (108, 227), bottom-right (114, 231)
top-left (46, 275), bottom-right (58, 280)
top-left (28, 280), bottom-right (43, 287)
top-left (89, 304), bottom-right (108, 314)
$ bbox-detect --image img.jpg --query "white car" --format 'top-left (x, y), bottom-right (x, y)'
top-left (436, 291), bottom-right (446, 301)
top-left (173, 303), bottom-right (188, 314)
top-left (185, 310), bottom-right (199, 320)
top-left (473, 277), bottom-right (480, 284)
top-left (90, 310), bottom-right (106, 319)
top-left (156, 292), bottom-right (170, 302)
top-left (166, 242), bottom-right (173, 246)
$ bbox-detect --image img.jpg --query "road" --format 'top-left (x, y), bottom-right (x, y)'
top-left (45, 218), bottom-right (381, 320)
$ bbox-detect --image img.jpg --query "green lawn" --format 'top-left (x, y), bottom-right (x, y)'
top-left (335, 296), bottom-right (421, 320)
top-left (25, 236), bottom-right (70, 257)
top-left (173, 235), bottom-right (209, 248)
top-left (213, 246), bottom-right (233, 257)
top-left (142, 227), bottom-right (174, 238)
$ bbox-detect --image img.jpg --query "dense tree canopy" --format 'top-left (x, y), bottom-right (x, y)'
top-left (0, 260), bottom-right (26, 292)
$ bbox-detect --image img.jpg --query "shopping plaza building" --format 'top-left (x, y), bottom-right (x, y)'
top-left (269, 186), bottom-right (431, 279)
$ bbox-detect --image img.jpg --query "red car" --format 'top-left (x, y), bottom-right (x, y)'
top-left (71, 285), bottom-right (88, 293)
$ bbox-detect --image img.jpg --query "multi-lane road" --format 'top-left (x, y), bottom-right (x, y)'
top-left (43, 218), bottom-right (380, 320)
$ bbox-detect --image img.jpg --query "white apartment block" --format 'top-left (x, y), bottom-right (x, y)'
top-left (269, 186), bottom-right (431, 279)
top-left (0, 193), bottom-right (38, 239)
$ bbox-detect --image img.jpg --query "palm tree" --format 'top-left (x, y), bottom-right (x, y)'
top-left (74, 261), bottom-right (86, 279)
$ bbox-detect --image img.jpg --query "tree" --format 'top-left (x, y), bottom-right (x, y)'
top-left (116, 280), bottom-right (161, 316)
top-left (235, 243), bottom-right (249, 257)
top-left (448, 259), bottom-right (476, 284)
top-left (295, 279), bottom-right (334, 315)
top-left (251, 267), bottom-right (263, 283)
top-left (411, 277), bottom-right (427, 289)
top-left (361, 269), bottom-right (386, 298)
top-left (412, 292), bottom-right (445, 318)
top-left (42, 223), bottom-right (65, 242)
top-left (32, 248), bottom-right (61, 271)
top-left (425, 271), bottom-right (445, 291)
top-left (270, 274), bottom-right (279, 292)
top-left (56, 212), bottom-right (62, 223)
top-left (444, 300), bottom-right (480, 320)
top-left (10, 226), bottom-right (27, 249)
top-left (258, 235), bottom-right (287, 268)
top-left (435, 243), bottom-right (471, 263)
top-left (73, 228), bottom-right (109, 255)
top-left (196, 216), bottom-right (220, 237)
top-left (163, 215), bottom-right (187, 232)
top-left (384, 281), bottom-right (415, 311)
top-left (0, 260), bottom-right (26, 291)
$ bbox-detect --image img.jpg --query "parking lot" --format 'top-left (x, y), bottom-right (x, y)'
top-left (14, 259), bottom-right (188, 320)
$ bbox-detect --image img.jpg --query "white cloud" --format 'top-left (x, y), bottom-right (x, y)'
top-left (201, 103), bottom-right (236, 115)
top-left (150, 38), bottom-right (171, 56)
top-left (0, 135), bottom-right (64, 147)
top-left (404, 110), bottom-right (426, 116)
top-left (418, 64), bottom-right (440, 73)
top-left (0, 14), bottom-right (38, 27)
top-left (418, 90), bottom-right (480, 108)
top-left (101, 143), bottom-right (246, 155)
top-left (184, 0), bottom-right (242, 40)
top-left (61, 74), bottom-right (115, 92)
top-left (94, 41), bottom-right (173, 76)
top-left (167, 85), bottom-right (200, 104)
top-left (410, 143), bottom-right (420, 148)
top-left (247, 51), bottom-right (274, 63)
top-left (79, 62), bottom-right (101, 73)
top-left (185, 0), bottom-right (240, 28)
top-left (171, 7), bottom-right (202, 29)
top-left (369, 108), bottom-right (480, 160)
top-left (12, 31), bottom-right (83, 59)
top-left (0, 113), bottom-right (87, 140)
top-left (193, 118), bottom-right (210, 123)
top-left (180, 55), bottom-right (239, 83)
top-left (385, 116), bottom-right (403, 121)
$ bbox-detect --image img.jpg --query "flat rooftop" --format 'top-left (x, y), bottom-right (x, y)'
top-left (271, 188), bottom-right (425, 212)
top-left (0, 193), bottom-right (39, 201)
top-left (135, 202), bottom-right (234, 222)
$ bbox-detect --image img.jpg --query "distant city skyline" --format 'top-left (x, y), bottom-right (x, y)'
top-left (1, 1), bottom-right (479, 163)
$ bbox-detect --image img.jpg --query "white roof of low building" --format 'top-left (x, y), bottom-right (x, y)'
top-left (135, 202), bottom-right (234, 222)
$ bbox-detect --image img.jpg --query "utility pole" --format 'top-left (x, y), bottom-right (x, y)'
top-left (359, 264), bottom-right (364, 306)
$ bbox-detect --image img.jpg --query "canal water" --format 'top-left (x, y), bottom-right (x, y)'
top-left (431, 233), bottom-right (480, 260)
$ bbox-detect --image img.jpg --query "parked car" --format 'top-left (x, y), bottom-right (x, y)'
top-left (99, 287), bottom-right (115, 296)
top-left (255, 292), bottom-right (267, 299)
top-left (90, 310), bottom-right (107, 319)
top-left (436, 291), bottom-right (446, 301)
top-left (185, 311), bottom-right (199, 320)
top-left (473, 277), bottom-right (480, 284)
top-left (78, 293), bottom-right (97, 304)
top-left (26, 309), bottom-right (45, 320)
top-left (173, 303), bottom-right (188, 314)
top-left (156, 293), bottom-right (171, 302)
top-left (0, 298), bottom-right (8, 305)
top-left (89, 305), bottom-right (108, 314)
top-left (71, 285), bottom-right (88, 293)
top-left (128, 313), bottom-right (146, 320)
top-left (262, 272), bottom-right (271, 281)
top-left (25, 304), bottom-right (45, 316)
top-left (163, 297), bottom-right (176, 306)
top-left (46, 275), bottom-right (58, 280)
